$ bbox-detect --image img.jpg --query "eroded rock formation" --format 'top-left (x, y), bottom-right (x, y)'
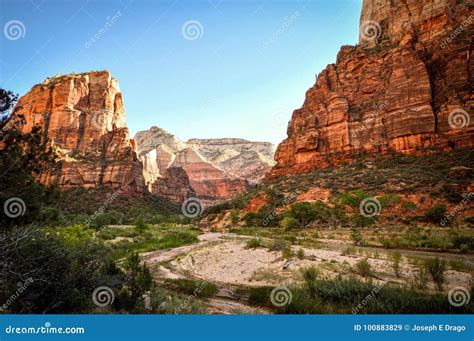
top-left (13, 71), bottom-right (146, 193)
top-left (135, 127), bottom-right (275, 200)
top-left (151, 167), bottom-right (196, 203)
top-left (270, 0), bottom-right (473, 177)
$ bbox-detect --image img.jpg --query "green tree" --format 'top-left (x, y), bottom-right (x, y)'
top-left (116, 252), bottom-right (153, 310)
top-left (0, 88), bottom-right (57, 228)
top-left (289, 202), bottom-right (318, 228)
top-left (280, 216), bottom-right (298, 230)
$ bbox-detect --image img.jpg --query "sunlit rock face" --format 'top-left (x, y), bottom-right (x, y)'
top-left (135, 127), bottom-right (275, 201)
top-left (14, 71), bottom-right (146, 193)
top-left (270, 0), bottom-right (473, 177)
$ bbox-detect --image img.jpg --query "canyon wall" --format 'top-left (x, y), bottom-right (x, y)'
top-left (135, 127), bottom-right (275, 201)
top-left (12, 71), bottom-right (146, 193)
top-left (270, 0), bottom-right (473, 177)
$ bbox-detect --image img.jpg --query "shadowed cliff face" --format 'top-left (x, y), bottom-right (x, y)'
top-left (13, 71), bottom-right (147, 193)
top-left (135, 127), bottom-right (275, 201)
top-left (270, 0), bottom-right (473, 177)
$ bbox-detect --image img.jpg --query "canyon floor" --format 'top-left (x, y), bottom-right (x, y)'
top-left (101, 225), bottom-right (474, 314)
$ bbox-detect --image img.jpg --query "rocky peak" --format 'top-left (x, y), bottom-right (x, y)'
top-left (269, 0), bottom-right (473, 178)
top-left (135, 127), bottom-right (276, 201)
top-left (13, 70), bottom-right (146, 193)
top-left (359, 0), bottom-right (473, 47)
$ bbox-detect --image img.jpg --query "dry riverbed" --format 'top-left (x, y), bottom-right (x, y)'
top-left (141, 232), bottom-right (473, 313)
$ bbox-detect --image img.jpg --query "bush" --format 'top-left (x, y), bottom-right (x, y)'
top-left (246, 238), bottom-right (262, 249)
top-left (288, 202), bottom-right (318, 228)
top-left (424, 257), bottom-right (446, 291)
top-left (401, 200), bottom-right (417, 212)
top-left (297, 248), bottom-right (305, 260)
top-left (0, 227), bottom-right (123, 313)
top-left (424, 204), bottom-right (447, 224)
top-left (301, 267), bottom-right (318, 295)
top-left (339, 190), bottom-right (370, 208)
top-left (114, 252), bottom-right (153, 311)
top-left (247, 276), bottom-right (471, 314)
top-left (230, 210), bottom-right (239, 224)
top-left (282, 247), bottom-right (293, 259)
top-left (134, 217), bottom-right (148, 233)
top-left (378, 194), bottom-right (401, 208)
top-left (269, 239), bottom-right (289, 252)
top-left (244, 212), bottom-right (258, 226)
top-left (280, 216), bottom-right (298, 230)
top-left (350, 229), bottom-right (364, 246)
top-left (392, 251), bottom-right (402, 277)
top-left (164, 279), bottom-right (218, 298)
top-left (356, 258), bottom-right (372, 277)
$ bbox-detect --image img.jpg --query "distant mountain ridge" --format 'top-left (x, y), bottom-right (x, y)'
top-left (134, 126), bottom-right (275, 201)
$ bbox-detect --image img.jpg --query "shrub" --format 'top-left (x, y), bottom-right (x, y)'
top-left (451, 235), bottom-right (474, 252)
top-left (356, 258), bottom-right (372, 277)
top-left (339, 190), bottom-right (370, 208)
top-left (247, 276), bottom-right (470, 314)
top-left (280, 216), bottom-right (298, 230)
top-left (301, 266), bottom-right (318, 282)
top-left (424, 204), bottom-right (447, 224)
top-left (164, 279), bottom-right (218, 298)
top-left (401, 200), bottom-right (417, 212)
top-left (350, 229), bottom-right (364, 245)
top-left (244, 212), bottom-right (258, 226)
top-left (378, 194), bottom-right (401, 208)
top-left (282, 247), bottom-right (293, 259)
top-left (449, 259), bottom-right (466, 272)
top-left (246, 238), bottom-right (262, 249)
top-left (412, 267), bottom-right (429, 290)
top-left (288, 202), bottom-right (318, 228)
top-left (115, 252), bottom-right (154, 311)
top-left (297, 248), bottom-right (305, 260)
top-left (269, 239), bottom-right (289, 251)
top-left (424, 257), bottom-right (446, 291)
top-left (134, 217), bottom-right (148, 233)
top-left (230, 210), bottom-right (239, 224)
top-left (392, 251), bottom-right (402, 277)
top-left (301, 267), bottom-right (318, 294)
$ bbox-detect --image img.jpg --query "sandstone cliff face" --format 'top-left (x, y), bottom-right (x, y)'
top-left (270, 0), bottom-right (473, 177)
top-left (14, 71), bottom-right (146, 193)
top-left (135, 127), bottom-right (275, 200)
top-left (151, 167), bottom-right (196, 203)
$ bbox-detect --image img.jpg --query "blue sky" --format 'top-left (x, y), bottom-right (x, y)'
top-left (1, 0), bottom-right (362, 144)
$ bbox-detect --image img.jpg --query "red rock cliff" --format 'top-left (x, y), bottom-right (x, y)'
top-left (13, 71), bottom-right (146, 193)
top-left (270, 0), bottom-right (473, 177)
